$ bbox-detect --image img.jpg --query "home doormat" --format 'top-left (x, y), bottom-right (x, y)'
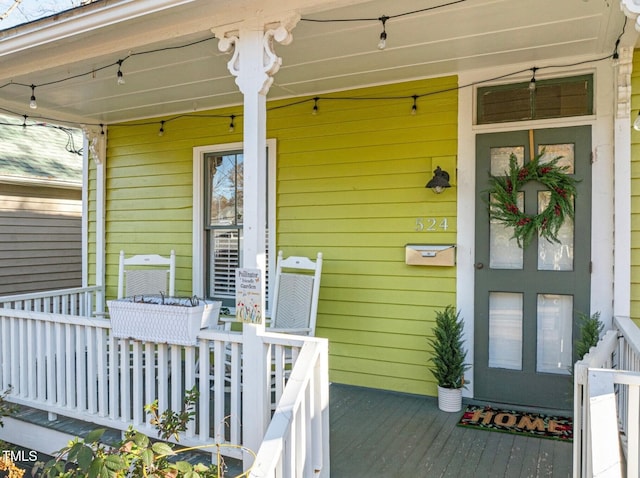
top-left (457, 405), bottom-right (573, 441)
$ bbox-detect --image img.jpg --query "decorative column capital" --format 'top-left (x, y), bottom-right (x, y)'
top-left (621, 0), bottom-right (640, 31)
top-left (214, 14), bottom-right (300, 95)
top-left (82, 124), bottom-right (106, 164)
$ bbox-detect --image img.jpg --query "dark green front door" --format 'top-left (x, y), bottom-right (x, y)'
top-left (474, 126), bottom-right (591, 410)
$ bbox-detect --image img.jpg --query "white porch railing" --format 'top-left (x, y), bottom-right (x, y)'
top-left (0, 287), bottom-right (330, 474)
top-left (573, 316), bottom-right (640, 478)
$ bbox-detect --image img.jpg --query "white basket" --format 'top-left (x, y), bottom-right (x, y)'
top-left (107, 298), bottom-right (221, 345)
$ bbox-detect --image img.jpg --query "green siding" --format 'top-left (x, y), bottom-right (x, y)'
top-left (92, 76), bottom-right (458, 396)
top-left (102, 113), bottom-right (242, 299)
top-left (271, 77), bottom-right (458, 396)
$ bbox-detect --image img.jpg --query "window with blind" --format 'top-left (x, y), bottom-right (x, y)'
top-left (204, 149), bottom-right (272, 308)
top-left (205, 151), bottom-right (243, 305)
top-left (477, 74), bottom-right (593, 125)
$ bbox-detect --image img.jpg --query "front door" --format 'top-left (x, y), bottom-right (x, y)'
top-left (474, 126), bottom-right (591, 410)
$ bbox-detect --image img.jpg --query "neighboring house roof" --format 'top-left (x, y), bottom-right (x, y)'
top-left (0, 115), bottom-right (82, 188)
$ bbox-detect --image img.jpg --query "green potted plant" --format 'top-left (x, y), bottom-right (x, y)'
top-left (428, 305), bottom-right (470, 412)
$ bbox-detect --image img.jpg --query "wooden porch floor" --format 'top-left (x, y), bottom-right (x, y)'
top-left (329, 384), bottom-right (573, 478)
top-left (6, 383), bottom-right (572, 477)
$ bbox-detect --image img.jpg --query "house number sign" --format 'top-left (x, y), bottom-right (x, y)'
top-left (415, 217), bottom-right (449, 232)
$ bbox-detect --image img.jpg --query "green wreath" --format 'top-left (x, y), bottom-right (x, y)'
top-left (487, 152), bottom-right (578, 248)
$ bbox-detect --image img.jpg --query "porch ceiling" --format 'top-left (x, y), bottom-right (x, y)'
top-left (0, 0), bottom-right (630, 126)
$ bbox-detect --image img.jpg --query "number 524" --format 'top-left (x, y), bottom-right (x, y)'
top-left (415, 217), bottom-right (449, 232)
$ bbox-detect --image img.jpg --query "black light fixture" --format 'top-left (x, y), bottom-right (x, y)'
top-left (426, 166), bottom-right (451, 194)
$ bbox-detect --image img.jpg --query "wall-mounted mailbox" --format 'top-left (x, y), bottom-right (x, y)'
top-left (405, 244), bottom-right (456, 267)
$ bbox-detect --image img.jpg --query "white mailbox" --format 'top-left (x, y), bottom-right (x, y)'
top-left (405, 244), bottom-right (456, 266)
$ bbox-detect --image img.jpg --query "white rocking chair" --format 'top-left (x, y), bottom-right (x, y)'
top-left (117, 250), bottom-right (176, 298)
top-left (268, 250), bottom-right (323, 336)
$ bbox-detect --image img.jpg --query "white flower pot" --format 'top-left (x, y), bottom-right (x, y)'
top-left (437, 386), bottom-right (462, 412)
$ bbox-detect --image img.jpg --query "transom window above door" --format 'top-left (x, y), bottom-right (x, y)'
top-left (477, 74), bottom-right (593, 125)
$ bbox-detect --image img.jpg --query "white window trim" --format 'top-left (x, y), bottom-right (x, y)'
top-left (192, 139), bottom-right (277, 308)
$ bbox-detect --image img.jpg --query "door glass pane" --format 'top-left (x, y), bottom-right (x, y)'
top-left (537, 294), bottom-right (573, 375)
top-left (490, 193), bottom-right (524, 269)
top-left (538, 143), bottom-right (574, 173)
top-left (489, 292), bottom-right (523, 370)
top-left (538, 192), bottom-right (574, 271)
top-left (490, 146), bottom-right (525, 175)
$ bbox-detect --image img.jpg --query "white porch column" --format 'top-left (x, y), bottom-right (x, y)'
top-left (614, 47), bottom-right (633, 318)
top-left (215, 15), bottom-right (298, 467)
top-left (82, 125), bottom-right (107, 312)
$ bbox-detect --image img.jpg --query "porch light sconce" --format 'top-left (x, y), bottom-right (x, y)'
top-left (426, 166), bottom-right (451, 194)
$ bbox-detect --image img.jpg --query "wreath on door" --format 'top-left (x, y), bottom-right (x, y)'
top-left (487, 152), bottom-right (578, 248)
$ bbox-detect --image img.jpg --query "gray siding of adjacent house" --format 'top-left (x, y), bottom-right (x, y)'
top-left (0, 182), bottom-right (82, 296)
top-left (0, 116), bottom-right (83, 297)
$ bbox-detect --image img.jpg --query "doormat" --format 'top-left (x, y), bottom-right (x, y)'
top-left (457, 405), bottom-right (573, 441)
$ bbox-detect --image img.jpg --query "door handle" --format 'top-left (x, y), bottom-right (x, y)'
top-left (474, 262), bottom-right (484, 270)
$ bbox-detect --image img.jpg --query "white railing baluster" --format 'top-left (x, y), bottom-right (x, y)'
top-left (198, 340), bottom-right (211, 442)
top-left (96, 329), bottom-right (108, 417)
top-left (184, 346), bottom-right (196, 438)
top-left (157, 343), bottom-right (169, 413)
top-left (65, 324), bottom-right (75, 409)
top-left (229, 341), bottom-right (241, 445)
top-left (76, 325), bottom-right (87, 412)
top-left (170, 345), bottom-right (181, 412)
top-left (36, 321), bottom-right (45, 401)
top-left (144, 343), bottom-right (154, 416)
top-left (55, 323), bottom-right (65, 407)
top-left (19, 319), bottom-right (27, 397)
top-left (132, 341), bottom-right (143, 426)
top-left (26, 320), bottom-right (36, 399)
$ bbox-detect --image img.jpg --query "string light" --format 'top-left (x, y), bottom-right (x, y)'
top-left (158, 120), bottom-right (165, 136)
top-left (22, 115), bottom-right (27, 129)
top-left (229, 115), bottom-right (235, 132)
top-left (529, 67), bottom-right (537, 91)
top-left (116, 60), bottom-right (125, 85)
top-left (312, 97), bottom-right (319, 115)
top-left (378, 15), bottom-right (388, 50)
top-left (29, 85), bottom-right (37, 109)
top-left (633, 111), bottom-right (640, 132)
top-left (411, 95), bottom-right (418, 115)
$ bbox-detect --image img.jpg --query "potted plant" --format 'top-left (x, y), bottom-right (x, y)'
top-left (428, 305), bottom-right (470, 412)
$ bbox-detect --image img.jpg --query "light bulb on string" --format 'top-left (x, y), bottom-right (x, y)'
top-left (411, 95), bottom-right (418, 115)
top-left (29, 85), bottom-right (37, 109)
top-left (158, 120), bottom-right (165, 137)
top-left (633, 111), bottom-right (640, 132)
top-left (312, 97), bottom-right (319, 115)
top-left (116, 60), bottom-right (125, 85)
top-left (529, 67), bottom-right (537, 91)
top-left (377, 15), bottom-right (388, 50)
top-left (22, 115), bottom-right (27, 130)
top-left (229, 115), bottom-right (235, 133)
